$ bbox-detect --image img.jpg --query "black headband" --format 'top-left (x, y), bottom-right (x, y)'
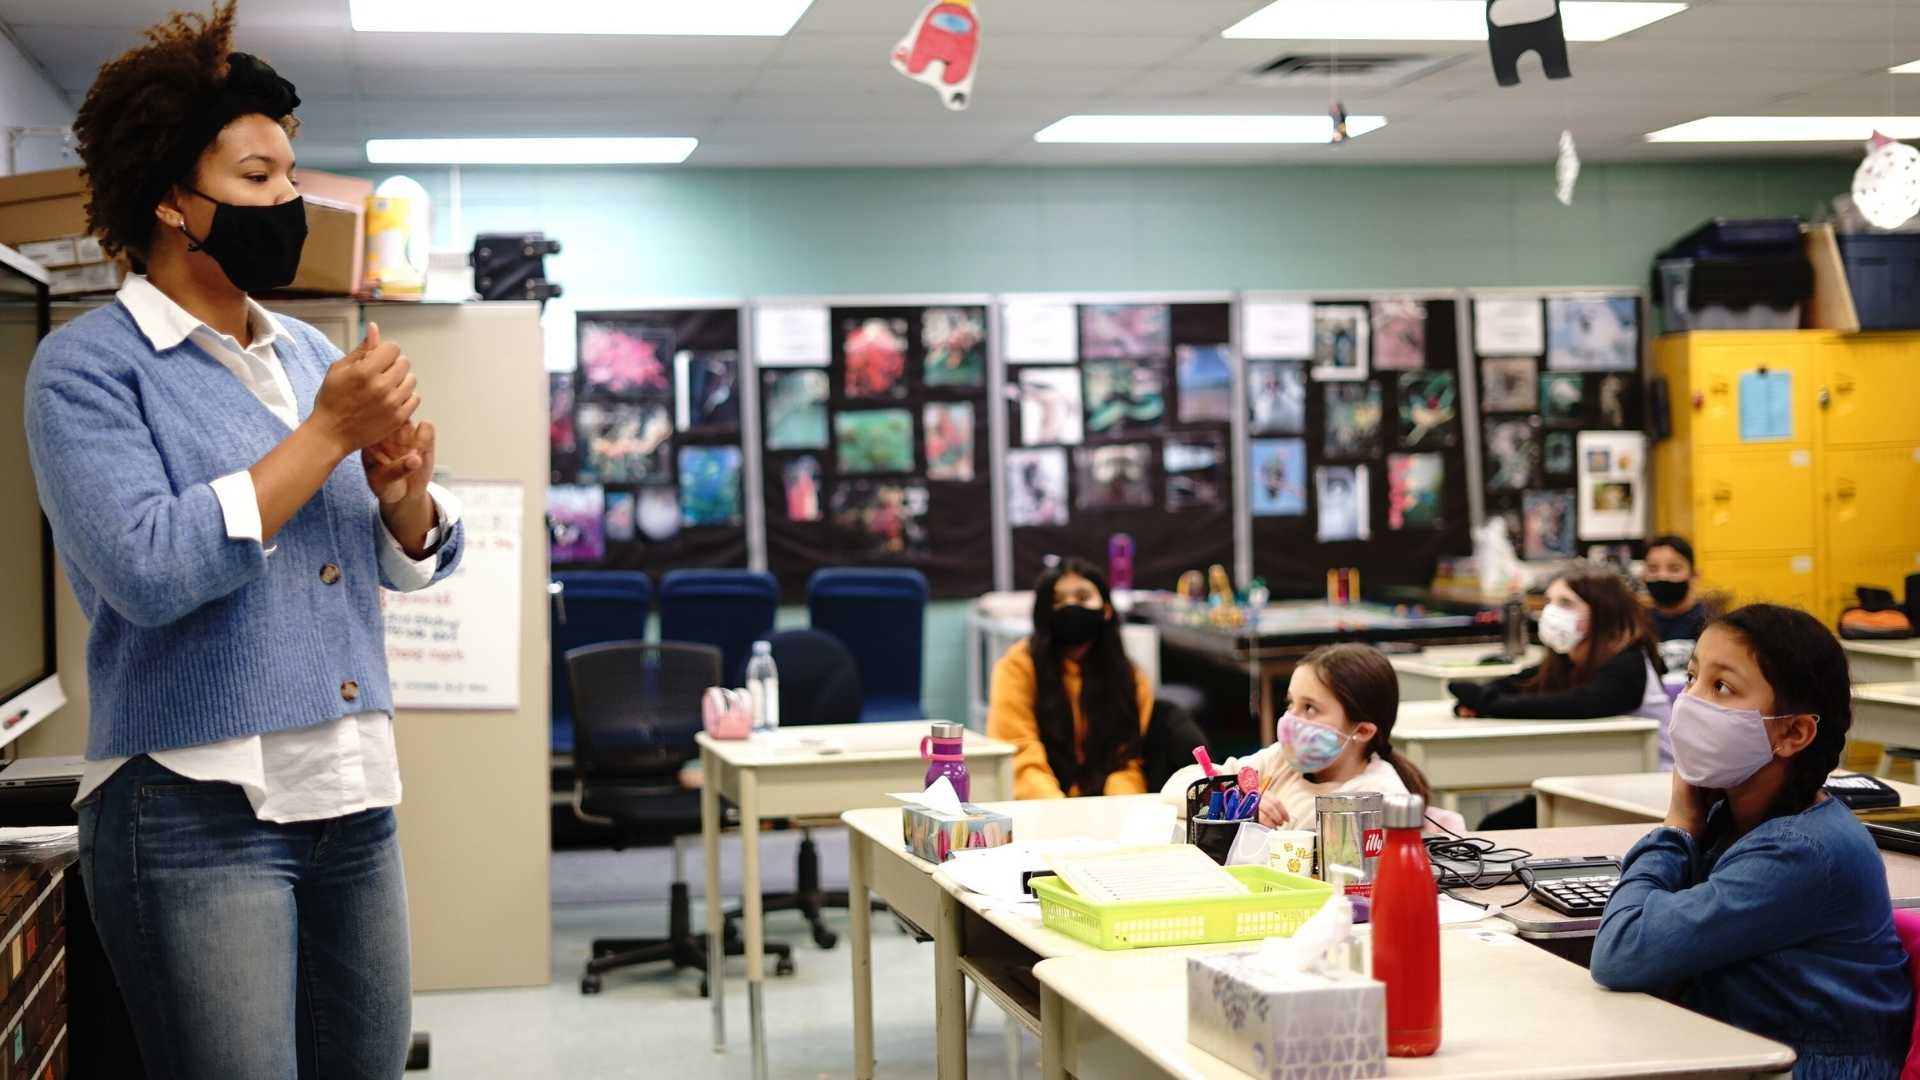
top-left (154, 52), bottom-right (301, 194)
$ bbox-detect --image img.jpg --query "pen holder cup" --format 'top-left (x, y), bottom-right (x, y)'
top-left (1192, 818), bottom-right (1242, 866)
top-left (1185, 775), bottom-right (1245, 836)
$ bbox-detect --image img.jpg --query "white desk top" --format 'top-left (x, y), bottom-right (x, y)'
top-left (1390, 644), bottom-right (1542, 681)
top-left (1393, 699), bottom-right (1657, 742)
top-left (1846, 640), bottom-right (1920, 660)
top-left (1534, 771), bottom-right (1920, 820)
top-left (698, 721), bottom-right (1014, 769)
top-left (1856, 682), bottom-right (1920, 708)
top-left (1033, 930), bottom-right (1795, 1080)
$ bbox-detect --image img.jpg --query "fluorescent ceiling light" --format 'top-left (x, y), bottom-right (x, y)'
top-left (1223, 1), bottom-right (1686, 42)
top-left (365, 137), bottom-right (699, 164)
top-left (1892, 59), bottom-right (1920, 74)
top-left (1645, 117), bottom-right (1920, 143)
top-left (349, 0), bottom-right (815, 36)
top-left (1034, 114), bottom-right (1387, 144)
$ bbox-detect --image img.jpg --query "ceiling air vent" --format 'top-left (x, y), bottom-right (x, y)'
top-left (1243, 53), bottom-right (1446, 88)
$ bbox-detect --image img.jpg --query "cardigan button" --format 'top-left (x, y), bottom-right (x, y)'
top-left (320, 563), bottom-right (342, 585)
top-left (340, 680), bottom-right (360, 703)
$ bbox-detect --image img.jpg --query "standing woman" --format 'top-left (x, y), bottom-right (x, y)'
top-left (23, 5), bottom-right (462, 1076)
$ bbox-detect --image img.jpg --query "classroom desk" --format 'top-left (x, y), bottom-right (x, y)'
top-left (1846, 640), bottom-right (1920, 685)
top-left (700, 723), bottom-right (1015, 1080)
top-left (1391, 700), bottom-right (1661, 811)
top-left (1033, 930), bottom-right (1797, 1080)
top-left (1851, 682), bottom-right (1920, 754)
top-left (1390, 644), bottom-right (1542, 702)
top-left (1534, 771), bottom-right (1920, 828)
top-left (1146, 599), bottom-right (1501, 743)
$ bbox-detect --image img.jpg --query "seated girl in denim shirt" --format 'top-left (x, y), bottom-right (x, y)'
top-left (1591, 604), bottom-right (1913, 1079)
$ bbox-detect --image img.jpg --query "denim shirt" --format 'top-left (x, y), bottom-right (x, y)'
top-left (1592, 797), bottom-right (1913, 1080)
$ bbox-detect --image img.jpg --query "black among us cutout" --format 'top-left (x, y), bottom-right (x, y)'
top-left (1486, 0), bottom-right (1571, 87)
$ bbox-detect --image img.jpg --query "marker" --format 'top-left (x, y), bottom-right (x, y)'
top-left (1208, 791), bottom-right (1225, 819)
top-left (1193, 746), bottom-right (1217, 778)
top-left (1243, 794), bottom-right (1260, 821)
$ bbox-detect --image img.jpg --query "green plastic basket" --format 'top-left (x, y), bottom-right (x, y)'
top-left (1029, 865), bottom-right (1336, 951)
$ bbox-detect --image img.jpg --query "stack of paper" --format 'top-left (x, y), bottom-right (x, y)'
top-left (1046, 845), bottom-right (1249, 904)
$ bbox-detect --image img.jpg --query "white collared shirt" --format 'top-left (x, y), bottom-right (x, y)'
top-left (73, 274), bottom-right (461, 823)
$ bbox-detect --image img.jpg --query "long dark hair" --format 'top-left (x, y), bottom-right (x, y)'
top-left (1300, 644), bottom-right (1432, 803)
top-left (1527, 564), bottom-right (1664, 692)
top-left (1030, 558), bottom-right (1143, 797)
top-left (1712, 604), bottom-right (1852, 816)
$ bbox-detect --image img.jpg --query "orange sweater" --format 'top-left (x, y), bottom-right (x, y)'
top-left (987, 639), bottom-right (1152, 799)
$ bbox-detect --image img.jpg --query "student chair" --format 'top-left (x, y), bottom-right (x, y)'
top-left (657, 569), bottom-right (779, 687)
top-left (549, 571), bottom-right (652, 757)
top-left (565, 639), bottom-right (795, 995)
top-left (807, 568), bottom-right (928, 723)
top-left (1892, 909), bottom-right (1920, 1079)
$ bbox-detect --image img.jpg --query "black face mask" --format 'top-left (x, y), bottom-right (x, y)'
top-left (1646, 579), bottom-right (1691, 608)
top-left (180, 190), bottom-right (308, 294)
top-left (1052, 604), bottom-right (1107, 648)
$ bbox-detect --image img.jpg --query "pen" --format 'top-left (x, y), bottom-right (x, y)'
top-left (1208, 791), bottom-right (1225, 819)
top-left (1224, 792), bottom-right (1242, 819)
top-left (1243, 794), bottom-right (1260, 821)
top-left (1193, 746), bottom-right (1217, 778)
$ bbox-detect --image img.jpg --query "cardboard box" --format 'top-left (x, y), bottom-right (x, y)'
top-left (283, 195), bottom-right (362, 296)
top-left (15, 238), bottom-right (76, 269)
top-left (0, 168), bottom-right (89, 248)
top-left (48, 261), bottom-right (124, 297)
top-left (1187, 952), bottom-right (1386, 1080)
top-left (902, 803), bottom-right (1013, 863)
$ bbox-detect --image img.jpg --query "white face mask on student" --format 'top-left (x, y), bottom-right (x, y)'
top-left (1538, 604), bottom-right (1587, 655)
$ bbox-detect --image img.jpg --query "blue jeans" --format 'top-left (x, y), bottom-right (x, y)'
top-left (76, 756), bottom-right (412, 1079)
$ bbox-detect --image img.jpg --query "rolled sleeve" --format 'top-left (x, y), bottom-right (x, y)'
top-left (377, 482), bottom-right (463, 593)
top-left (208, 470), bottom-right (278, 557)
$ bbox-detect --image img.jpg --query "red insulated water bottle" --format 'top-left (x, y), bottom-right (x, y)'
top-left (1371, 792), bottom-right (1441, 1057)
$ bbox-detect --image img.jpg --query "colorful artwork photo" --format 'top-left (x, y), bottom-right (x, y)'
top-left (1324, 382), bottom-right (1384, 460)
top-left (1007, 447), bottom-right (1070, 527)
top-left (834, 409), bottom-right (916, 474)
top-left (1164, 435), bottom-right (1226, 510)
top-left (578, 402), bottom-right (672, 484)
top-left (675, 350), bottom-right (739, 432)
top-left (1084, 359), bottom-right (1167, 436)
top-left (678, 446), bottom-right (743, 527)
top-left (1387, 453), bottom-right (1444, 530)
top-left (1175, 344), bottom-right (1234, 424)
top-left (1397, 371), bottom-right (1458, 451)
top-left (637, 487), bottom-right (680, 542)
top-left (1546, 297), bottom-right (1638, 372)
top-left (547, 484), bottom-right (606, 564)
top-left (548, 373), bottom-right (576, 454)
top-left (924, 402), bottom-right (975, 482)
top-left (922, 307), bottom-right (986, 388)
top-left (1248, 361), bottom-right (1307, 435)
top-left (1540, 372), bottom-right (1585, 425)
top-left (764, 370), bottom-right (830, 450)
top-left (1018, 367), bottom-right (1084, 446)
top-left (1544, 430), bottom-right (1576, 476)
top-left (1080, 303), bottom-right (1171, 359)
top-left (784, 456), bottom-right (822, 523)
top-left (604, 490), bottom-right (636, 543)
top-left (1315, 465), bottom-right (1371, 542)
top-left (1249, 439), bottom-right (1308, 518)
top-left (843, 317), bottom-right (910, 399)
top-left (1312, 304), bottom-right (1371, 381)
top-left (1597, 373), bottom-right (1637, 429)
top-left (579, 322), bottom-right (672, 398)
top-left (831, 481), bottom-right (930, 558)
top-left (1481, 357), bottom-right (1538, 413)
top-left (1523, 490), bottom-right (1578, 559)
top-left (1372, 299), bottom-right (1427, 371)
top-left (1073, 443), bottom-right (1154, 510)
top-left (1484, 417), bottom-right (1541, 492)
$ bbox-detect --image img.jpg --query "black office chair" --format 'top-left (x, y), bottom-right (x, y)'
top-left (1142, 697), bottom-right (1209, 792)
top-left (566, 640), bottom-right (796, 995)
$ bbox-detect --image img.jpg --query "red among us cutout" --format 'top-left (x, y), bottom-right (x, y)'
top-left (891, 0), bottom-right (980, 110)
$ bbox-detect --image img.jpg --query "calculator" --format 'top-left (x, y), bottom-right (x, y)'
top-left (1520, 857), bottom-right (1622, 917)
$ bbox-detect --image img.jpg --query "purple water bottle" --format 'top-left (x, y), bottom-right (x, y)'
top-left (1109, 533), bottom-right (1135, 594)
top-left (919, 721), bottom-right (971, 802)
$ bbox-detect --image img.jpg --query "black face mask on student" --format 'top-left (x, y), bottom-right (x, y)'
top-left (179, 190), bottom-right (309, 294)
top-left (1051, 604), bottom-right (1107, 648)
top-left (1646, 579), bottom-right (1691, 608)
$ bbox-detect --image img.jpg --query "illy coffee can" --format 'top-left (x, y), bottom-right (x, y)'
top-left (1315, 792), bottom-right (1386, 897)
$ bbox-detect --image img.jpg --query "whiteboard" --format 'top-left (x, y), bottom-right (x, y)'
top-left (383, 480), bottom-right (525, 710)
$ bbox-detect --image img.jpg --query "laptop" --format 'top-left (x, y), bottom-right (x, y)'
top-left (0, 756), bottom-right (85, 791)
top-left (1855, 805), bottom-right (1920, 856)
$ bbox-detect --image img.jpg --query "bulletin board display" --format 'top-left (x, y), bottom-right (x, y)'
top-left (1002, 300), bottom-right (1236, 592)
top-left (1469, 292), bottom-right (1648, 566)
top-left (759, 302), bottom-right (994, 602)
top-left (547, 307), bottom-right (748, 575)
top-left (1242, 297), bottom-right (1473, 591)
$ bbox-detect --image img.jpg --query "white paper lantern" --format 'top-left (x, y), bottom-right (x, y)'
top-left (1852, 137), bottom-right (1920, 230)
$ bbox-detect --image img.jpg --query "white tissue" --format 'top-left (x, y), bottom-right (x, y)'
top-left (1249, 893), bottom-right (1354, 982)
top-left (920, 775), bottom-right (965, 815)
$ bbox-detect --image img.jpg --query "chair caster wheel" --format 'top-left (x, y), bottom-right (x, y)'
top-left (813, 926), bottom-right (838, 950)
top-left (775, 957), bottom-right (797, 977)
top-left (580, 975), bottom-right (602, 995)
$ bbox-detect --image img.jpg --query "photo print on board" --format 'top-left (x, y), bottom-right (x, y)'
top-left (1523, 490), bottom-right (1578, 559)
top-left (1597, 373), bottom-right (1637, 429)
top-left (604, 491), bottom-right (636, 544)
top-left (1543, 430), bottom-right (1576, 477)
top-left (1007, 447), bottom-right (1070, 527)
top-left (835, 409), bottom-right (916, 474)
top-left (674, 350), bottom-right (740, 432)
top-left (1249, 438), bottom-right (1308, 517)
top-left (1175, 344), bottom-right (1234, 424)
top-left (579, 322), bottom-right (673, 398)
top-left (1540, 372), bottom-right (1585, 425)
top-left (1324, 382), bottom-right (1384, 460)
top-left (1315, 465), bottom-right (1371, 543)
top-left (843, 317), bottom-right (911, 399)
top-left (549, 373), bottom-right (576, 454)
top-left (1080, 303), bottom-right (1172, 359)
top-left (1480, 357), bottom-right (1539, 413)
top-left (1084, 359), bottom-right (1168, 436)
top-left (764, 370), bottom-right (830, 450)
top-left (548, 484), bottom-right (606, 564)
top-left (637, 488), bottom-right (680, 543)
top-left (678, 446), bottom-right (743, 528)
top-left (784, 456), bottom-right (823, 523)
top-left (1484, 417), bottom-right (1541, 492)
top-left (923, 402), bottom-right (976, 482)
top-left (578, 402), bottom-right (672, 484)
top-left (1397, 371), bottom-right (1458, 451)
top-left (831, 481), bottom-right (930, 559)
top-left (1388, 453), bottom-right (1445, 531)
top-left (1312, 304), bottom-right (1371, 381)
top-left (922, 306), bottom-right (986, 388)
top-left (1546, 297), bottom-right (1638, 372)
top-left (1248, 361), bottom-right (1307, 435)
top-left (1018, 367), bottom-right (1084, 446)
top-left (1073, 443), bottom-right (1154, 511)
top-left (1164, 434), bottom-right (1226, 510)
top-left (1371, 298), bottom-right (1427, 371)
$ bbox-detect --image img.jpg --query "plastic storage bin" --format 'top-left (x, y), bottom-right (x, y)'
top-left (1656, 257), bottom-right (1808, 332)
top-left (1030, 864), bottom-right (1335, 950)
top-left (1836, 232), bottom-right (1920, 330)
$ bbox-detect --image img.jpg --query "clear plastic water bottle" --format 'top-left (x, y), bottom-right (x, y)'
top-left (745, 641), bottom-right (780, 734)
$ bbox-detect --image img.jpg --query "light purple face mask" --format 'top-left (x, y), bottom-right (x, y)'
top-left (1669, 692), bottom-right (1814, 790)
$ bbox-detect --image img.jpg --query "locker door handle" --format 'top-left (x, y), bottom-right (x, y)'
top-left (1835, 374), bottom-right (1855, 394)
top-left (1836, 479), bottom-right (1857, 501)
top-left (1710, 485), bottom-right (1733, 504)
top-left (1819, 387), bottom-right (1831, 409)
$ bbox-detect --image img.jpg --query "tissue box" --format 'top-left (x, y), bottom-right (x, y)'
top-left (1187, 952), bottom-right (1386, 1080)
top-left (902, 803), bottom-right (1012, 863)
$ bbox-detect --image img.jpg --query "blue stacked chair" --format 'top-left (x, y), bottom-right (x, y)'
top-left (549, 571), bottom-right (652, 756)
top-left (657, 569), bottom-right (779, 687)
top-left (806, 568), bottom-right (928, 723)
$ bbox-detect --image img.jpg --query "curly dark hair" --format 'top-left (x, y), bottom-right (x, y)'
top-left (71, 2), bottom-right (298, 269)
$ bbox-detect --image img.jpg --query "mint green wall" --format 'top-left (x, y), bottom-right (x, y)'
top-left (375, 158), bottom-right (1848, 727)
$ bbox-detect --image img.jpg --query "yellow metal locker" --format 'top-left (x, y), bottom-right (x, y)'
top-left (1700, 552), bottom-right (1822, 613)
top-left (1820, 337), bottom-right (1920, 448)
top-left (1681, 335), bottom-right (1818, 449)
top-left (1691, 448), bottom-right (1818, 555)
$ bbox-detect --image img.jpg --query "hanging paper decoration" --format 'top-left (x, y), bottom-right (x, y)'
top-left (890, 0), bottom-right (980, 111)
top-left (1329, 101), bottom-right (1350, 145)
top-left (1852, 131), bottom-right (1920, 230)
top-left (1555, 130), bottom-right (1581, 206)
top-left (1486, 0), bottom-right (1570, 87)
